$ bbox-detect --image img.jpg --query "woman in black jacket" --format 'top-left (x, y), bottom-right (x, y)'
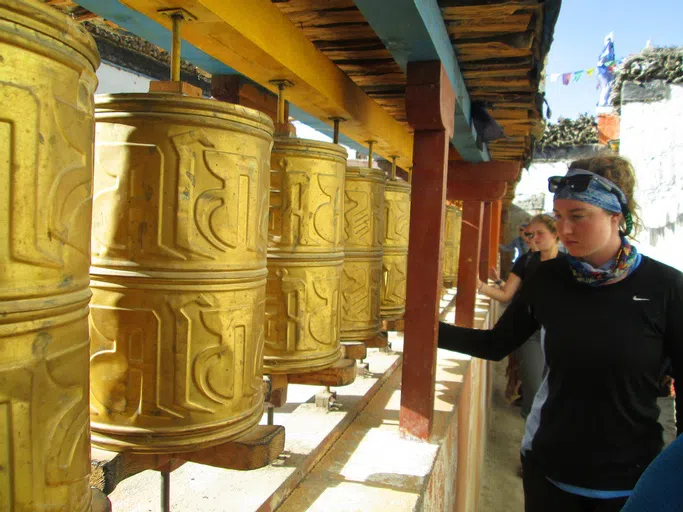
top-left (439, 156), bottom-right (682, 512)
top-left (478, 214), bottom-right (563, 417)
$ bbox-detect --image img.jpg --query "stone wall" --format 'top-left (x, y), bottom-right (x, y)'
top-left (96, 62), bottom-right (153, 94)
top-left (620, 82), bottom-right (683, 271)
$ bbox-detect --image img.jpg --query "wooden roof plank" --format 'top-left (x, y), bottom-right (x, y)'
top-left (300, 24), bottom-right (378, 41)
top-left (444, 14), bottom-right (533, 38)
top-left (354, 0), bottom-right (490, 162)
top-left (274, 0), bottom-right (356, 14)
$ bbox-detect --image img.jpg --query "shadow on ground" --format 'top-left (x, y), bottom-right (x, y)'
top-left (478, 360), bottom-right (526, 512)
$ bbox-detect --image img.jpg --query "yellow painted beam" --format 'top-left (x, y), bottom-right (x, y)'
top-left (119, 0), bottom-right (414, 167)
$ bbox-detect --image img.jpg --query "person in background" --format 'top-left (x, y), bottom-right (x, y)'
top-left (439, 156), bottom-right (682, 512)
top-left (479, 214), bottom-right (563, 417)
top-left (500, 223), bottom-right (530, 263)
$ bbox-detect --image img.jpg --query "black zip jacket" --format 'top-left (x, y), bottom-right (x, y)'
top-left (439, 256), bottom-right (683, 490)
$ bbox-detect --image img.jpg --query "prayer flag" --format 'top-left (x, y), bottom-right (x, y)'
top-left (597, 32), bottom-right (616, 106)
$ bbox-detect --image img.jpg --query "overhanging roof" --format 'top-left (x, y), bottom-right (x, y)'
top-left (46, 0), bottom-right (561, 171)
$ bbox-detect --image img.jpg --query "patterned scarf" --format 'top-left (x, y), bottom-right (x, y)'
top-left (567, 237), bottom-right (641, 287)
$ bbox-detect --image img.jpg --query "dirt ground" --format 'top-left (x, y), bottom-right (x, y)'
top-left (478, 360), bottom-right (526, 512)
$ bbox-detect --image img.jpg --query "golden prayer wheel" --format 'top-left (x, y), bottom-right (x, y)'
top-left (0, 1), bottom-right (99, 510)
top-left (265, 137), bottom-right (347, 374)
top-left (442, 204), bottom-right (463, 285)
top-left (341, 166), bottom-right (385, 341)
top-left (90, 94), bottom-right (273, 453)
top-left (381, 179), bottom-right (411, 321)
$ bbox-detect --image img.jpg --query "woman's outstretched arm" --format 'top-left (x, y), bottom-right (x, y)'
top-left (438, 285), bottom-right (539, 361)
top-left (477, 273), bottom-right (521, 303)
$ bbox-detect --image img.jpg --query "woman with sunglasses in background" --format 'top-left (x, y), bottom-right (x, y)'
top-left (500, 223), bottom-right (532, 263)
top-left (439, 156), bottom-right (682, 512)
top-left (478, 214), bottom-right (563, 418)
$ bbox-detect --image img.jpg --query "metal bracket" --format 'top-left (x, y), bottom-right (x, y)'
top-left (269, 79), bottom-right (295, 89)
top-left (157, 7), bottom-right (197, 22)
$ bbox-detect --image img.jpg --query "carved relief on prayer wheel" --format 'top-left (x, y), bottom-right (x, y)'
top-left (90, 94), bottom-right (273, 452)
top-left (265, 137), bottom-right (347, 374)
top-left (380, 179), bottom-right (411, 321)
top-left (442, 204), bottom-right (463, 285)
top-left (0, 0), bottom-right (99, 509)
top-left (341, 166), bottom-right (385, 341)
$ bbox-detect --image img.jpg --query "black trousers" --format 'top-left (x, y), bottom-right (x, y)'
top-left (522, 456), bottom-right (629, 512)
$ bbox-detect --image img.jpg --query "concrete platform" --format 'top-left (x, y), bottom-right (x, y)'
top-left (106, 345), bottom-right (402, 511)
top-left (106, 291), bottom-right (494, 511)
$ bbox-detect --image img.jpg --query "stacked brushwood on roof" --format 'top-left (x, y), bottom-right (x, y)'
top-left (611, 46), bottom-right (683, 108)
top-left (83, 22), bottom-right (210, 82)
top-left (537, 114), bottom-right (598, 151)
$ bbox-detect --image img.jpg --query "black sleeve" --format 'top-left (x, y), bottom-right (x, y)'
top-left (510, 252), bottom-right (528, 279)
top-left (664, 271), bottom-right (683, 436)
top-left (438, 277), bottom-right (540, 361)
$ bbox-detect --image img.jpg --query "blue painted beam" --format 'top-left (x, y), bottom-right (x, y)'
top-left (354, 0), bottom-right (490, 162)
top-left (74, 0), bottom-right (367, 155)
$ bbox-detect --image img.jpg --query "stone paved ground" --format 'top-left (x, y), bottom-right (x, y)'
top-left (478, 360), bottom-right (526, 512)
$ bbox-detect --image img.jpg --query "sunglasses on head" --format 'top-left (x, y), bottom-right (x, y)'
top-left (547, 174), bottom-right (627, 206)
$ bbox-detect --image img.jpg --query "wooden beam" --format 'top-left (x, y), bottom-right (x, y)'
top-left (106, 0), bottom-right (415, 168)
top-left (400, 61), bottom-right (454, 440)
top-left (447, 180), bottom-right (507, 201)
top-left (287, 359), bottom-right (357, 387)
top-left (90, 426), bottom-right (285, 494)
top-left (448, 160), bottom-right (521, 181)
top-left (455, 201), bottom-right (484, 328)
top-left (353, 0), bottom-right (490, 162)
top-left (405, 63), bottom-right (455, 137)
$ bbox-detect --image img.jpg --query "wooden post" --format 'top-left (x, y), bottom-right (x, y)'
top-left (446, 161), bottom-right (519, 293)
top-left (210, 74), bottom-right (241, 103)
top-left (455, 201), bottom-right (484, 328)
top-left (210, 75), bottom-right (282, 126)
top-left (399, 61), bottom-right (455, 440)
top-left (479, 202), bottom-right (492, 282)
top-left (490, 200), bottom-right (503, 275)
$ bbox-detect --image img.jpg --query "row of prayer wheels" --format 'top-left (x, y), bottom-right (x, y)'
top-left (0, 1), bottom-right (412, 509)
top-left (443, 203), bottom-right (464, 286)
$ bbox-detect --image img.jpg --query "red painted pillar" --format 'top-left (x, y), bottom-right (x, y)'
top-left (479, 202), bottom-right (492, 281)
top-left (490, 200), bottom-right (503, 274)
top-left (399, 61), bottom-right (455, 440)
top-left (455, 201), bottom-right (484, 328)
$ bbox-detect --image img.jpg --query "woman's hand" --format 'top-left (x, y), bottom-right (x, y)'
top-left (488, 266), bottom-right (500, 282)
